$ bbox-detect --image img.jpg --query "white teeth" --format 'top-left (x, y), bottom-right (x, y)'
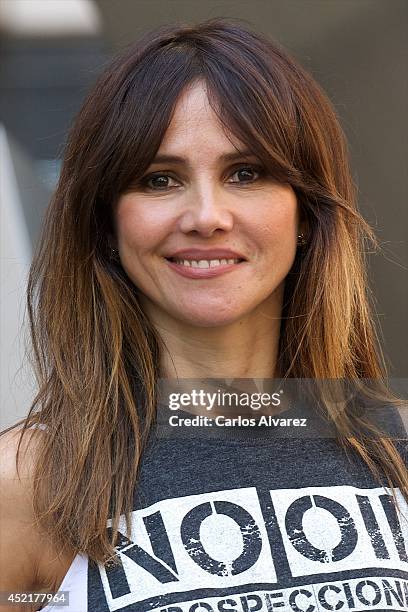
top-left (172, 258), bottom-right (241, 267)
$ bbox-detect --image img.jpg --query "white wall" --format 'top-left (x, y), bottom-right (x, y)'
top-left (0, 125), bottom-right (37, 429)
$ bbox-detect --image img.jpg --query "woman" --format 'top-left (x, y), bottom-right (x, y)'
top-left (1, 19), bottom-right (407, 612)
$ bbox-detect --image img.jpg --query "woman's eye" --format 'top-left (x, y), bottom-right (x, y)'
top-left (140, 166), bottom-right (263, 191)
top-left (228, 166), bottom-right (261, 184)
top-left (144, 174), bottom-right (180, 190)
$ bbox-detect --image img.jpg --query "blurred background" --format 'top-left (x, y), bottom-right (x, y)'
top-left (1, 0), bottom-right (407, 428)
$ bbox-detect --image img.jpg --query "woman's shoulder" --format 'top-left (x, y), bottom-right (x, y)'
top-left (0, 427), bottom-right (76, 598)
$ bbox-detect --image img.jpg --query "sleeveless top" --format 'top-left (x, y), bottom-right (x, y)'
top-left (39, 405), bottom-right (408, 612)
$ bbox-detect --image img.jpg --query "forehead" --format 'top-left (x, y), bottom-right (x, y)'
top-left (157, 80), bottom-right (242, 155)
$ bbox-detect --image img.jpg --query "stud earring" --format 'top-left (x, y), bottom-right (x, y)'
top-left (297, 233), bottom-right (307, 247)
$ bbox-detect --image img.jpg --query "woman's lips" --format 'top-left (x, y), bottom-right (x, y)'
top-left (165, 258), bottom-right (245, 279)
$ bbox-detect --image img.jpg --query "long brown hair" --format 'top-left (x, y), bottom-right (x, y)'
top-left (6, 19), bottom-right (407, 564)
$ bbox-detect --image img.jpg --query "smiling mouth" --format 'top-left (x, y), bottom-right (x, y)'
top-left (165, 257), bottom-right (244, 268)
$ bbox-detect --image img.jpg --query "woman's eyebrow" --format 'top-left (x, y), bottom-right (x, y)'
top-left (150, 150), bottom-right (256, 165)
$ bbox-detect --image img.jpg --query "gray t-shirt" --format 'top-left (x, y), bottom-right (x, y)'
top-left (87, 408), bottom-right (408, 612)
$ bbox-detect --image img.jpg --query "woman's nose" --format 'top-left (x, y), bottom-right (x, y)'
top-left (178, 184), bottom-right (234, 237)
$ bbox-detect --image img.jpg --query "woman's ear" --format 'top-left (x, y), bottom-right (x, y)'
top-left (299, 221), bottom-right (309, 240)
top-left (297, 210), bottom-right (310, 248)
top-left (107, 233), bottom-right (120, 261)
top-left (107, 233), bottom-right (118, 251)
top-left (297, 204), bottom-right (310, 243)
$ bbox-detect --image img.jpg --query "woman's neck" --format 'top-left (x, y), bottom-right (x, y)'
top-left (151, 301), bottom-right (282, 379)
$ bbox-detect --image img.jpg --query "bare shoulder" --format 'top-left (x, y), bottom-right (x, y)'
top-left (0, 428), bottom-right (76, 598)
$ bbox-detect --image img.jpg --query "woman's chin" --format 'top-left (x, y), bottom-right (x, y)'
top-left (172, 307), bottom-right (248, 329)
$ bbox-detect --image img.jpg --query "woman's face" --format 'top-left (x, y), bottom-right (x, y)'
top-left (114, 81), bottom-right (301, 329)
